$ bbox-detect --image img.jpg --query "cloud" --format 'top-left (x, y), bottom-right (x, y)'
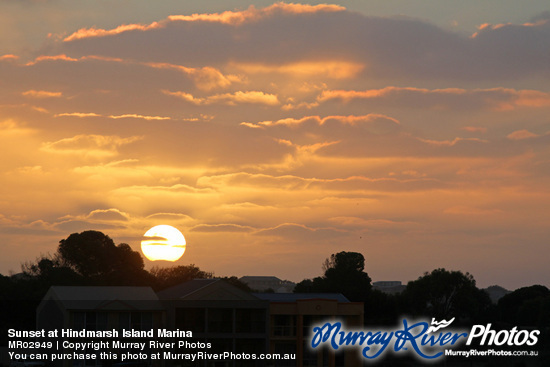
top-left (254, 222), bottom-right (346, 241)
top-left (52, 6), bottom-right (550, 81)
top-left (0, 54), bottom-right (19, 61)
top-left (163, 90), bottom-right (279, 106)
top-left (86, 208), bottom-right (130, 221)
top-left (43, 209), bottom-right (131, 233)
top-left (63, 3), bottom-right (346, 42)
top-left (241, 114), bottom-right (400, 132)
top-left (53, 219), bottom-right (123, 232)
top-left (230, 60), bottom-right (364, 79)
top-left (2, 2), bottom-right (550, 289)
top-left (145, 213), bottom-right (194, 221)
top-left (22, 90), bottom-right (62, 98)
top-left (197, 172), bottom-right (442, 193)
top-left (168, 3), bottom-right (345, 25)
top-left (327, 216), bottom-right (416, 234)
top-left (147, 63), bottom-right (241, 91)
top-left (0, 216), bottom-right (59, 236)
top-left (41, 134), bottom-right (142, 158)
top-left (107, 114), bottom-right (170, 121)
top-left (444, 206), bottom-right (504, 216)
top-left (471, 18), bottom-right (549, 38)
top-left (417, 137), bottom-right (488, 147)
top-left (241, 114), bottom-right (461, 160)
top-left (25, 54), bottom-right (79, 65)
top-left (190, 224), bottom-right (254, 233)
top-left (467, 17), bottom-right (550, 79)
top-left (55, 112), bottom-right (101, 118)
top-left (238, 113), bottom-right (407, 161)
top-left (462, 127), bottom-right (488, 133)
top-left (317, 87), bottom-right (550, 110)
top-left (64, 22), bottom-right (165, 42)
top-left (0, 119), bottom-right (34, 136)
top-left (54, 111), bottom-right (210, 122)
top-left (104, 184), bottom-right (221, 218)
top-left (19, 53), bottom-right (236, 92)
top-left (507, 130), bottom-right (539, 140)
top-left (112, 183), bottom-right (215, 196)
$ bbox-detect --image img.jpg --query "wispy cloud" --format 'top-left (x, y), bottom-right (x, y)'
top-left (241, 114), bottom-right (399, 129)
top-left (55, 112), bottom-right (172, 121)
top-left (318, 87), bottom-right (550, 110)
top-left (230, 60), bottom-right (364, 79)
top-left (147, 63), bottom-right (241, 91)
top-left (22, 90), bottom-right (63, 98)
top-left (41, 134), bottom-right (142, 158)
top-left (163, 90), bottom-right (280, 106)
top-left (507, 130), bottom-right (539, 140)
top-left (63, 3), bottom-right (346, 42)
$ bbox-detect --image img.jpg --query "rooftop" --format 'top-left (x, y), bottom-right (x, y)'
top-left (41, 286), bottom-right (163, 310)
top-left (253, 293), bottom-right (350, 303)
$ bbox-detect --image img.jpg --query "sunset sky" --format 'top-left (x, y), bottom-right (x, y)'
top-left (1, 1), bottom-right (549, 290)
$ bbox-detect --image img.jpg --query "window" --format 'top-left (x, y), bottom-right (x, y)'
top-left (118, 312), bottom-right (153, 331)
top-left (272, 315), bottom-right (296, 337)
top-left (176, 308), bottom-right (205, 332)
top-left (236, 309), bottom-right (266, 333)
top-left (72, 311), bottom-right (108, 331)
top-left (73, 312), bottom-right (85, 330)
top-left (302, 315), bottom-right (322, 339)
top-left (303, 341), bottom-right (319, 367)
top-left (273, 342), bottom-right (296, 367)
top-left (118, 312), bottom-right (130, 330)
top-left (236, 339), bottom-right (265, 354)
top-left (208, 308), bottom-right (233, 333)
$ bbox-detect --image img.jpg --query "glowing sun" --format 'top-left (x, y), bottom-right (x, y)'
top-left (141, 225), bottom-right (186, 261)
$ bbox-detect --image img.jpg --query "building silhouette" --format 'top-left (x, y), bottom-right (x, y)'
top-left (372, 281), bottom-right (405, 295)
top-left (35, 280), bottom-right (363, 367)
top-left (239, 276), bottom-right (296, 293)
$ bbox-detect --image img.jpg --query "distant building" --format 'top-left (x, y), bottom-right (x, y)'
top-left (372, 281), bottom-right (406, 294)
top-left (240, 276), bottom-right (295, 293)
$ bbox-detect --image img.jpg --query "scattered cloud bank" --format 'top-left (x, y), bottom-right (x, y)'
top-left (1, 3), bottom-right (549, 289)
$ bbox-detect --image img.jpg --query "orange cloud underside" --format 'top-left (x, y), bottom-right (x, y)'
top-left (231, 60), bottom-right (364, 79)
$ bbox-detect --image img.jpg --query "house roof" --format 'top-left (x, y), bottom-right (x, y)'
top-left (157, 279), bottom-right (262, 301)
top-left (253, 293), bottom-right (350, 303)
top-left (40, 286), bottom-right (164, 311)
top-left (157, 279), bottom-right (220, 299)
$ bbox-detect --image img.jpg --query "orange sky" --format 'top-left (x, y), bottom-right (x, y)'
top-left (1, 2), bottom-right (549, 290)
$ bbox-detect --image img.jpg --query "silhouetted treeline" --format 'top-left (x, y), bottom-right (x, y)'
top-left (1, 231), bottom-right (549, 352)
top-left (0, 230), bottom-right (247, 341)
top-left (295, 251), bottom-right (550, 331)
top-left (294, 251), bottom-right (550, 365)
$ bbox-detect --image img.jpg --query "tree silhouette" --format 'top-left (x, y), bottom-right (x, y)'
top-left (24, 230), bottom-right (151, 286)
top-left (150, 264), bottom-right (213, 290)
top-left (295, 251), bottom-right (372, 302)
top-left (497, 285), bottom-right (550, 327)
top-left (402, 268), bottom-right (490, 322)
top-left (58, 231), bottom-right (144, 278)
top-left (23, 257), bottom-right (82, 286)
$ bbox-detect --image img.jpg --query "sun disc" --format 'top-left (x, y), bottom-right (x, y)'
top-left (141, 225), bottom-right (186, 261)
